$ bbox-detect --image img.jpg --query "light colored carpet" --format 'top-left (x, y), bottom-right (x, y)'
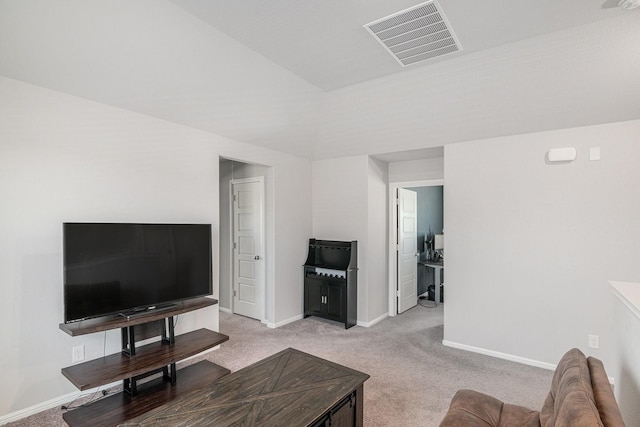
top-left (7, 304), bottom-right (554, 426)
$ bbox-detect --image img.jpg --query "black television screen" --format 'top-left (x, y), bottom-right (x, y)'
top-left (63, 222), bottom-right (212, 323)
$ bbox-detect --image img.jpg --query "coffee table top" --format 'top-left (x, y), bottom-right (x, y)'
top-left (122, 347), bottom-right (370, 426)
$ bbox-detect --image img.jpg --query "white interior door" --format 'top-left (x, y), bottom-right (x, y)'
top-left (232, 177), bottom-right (265, 320)
top-left (397, 188), bottom-right (418, 314)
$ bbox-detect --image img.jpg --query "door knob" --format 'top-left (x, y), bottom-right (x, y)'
top-left (254, 255), bottom-right (261, 260)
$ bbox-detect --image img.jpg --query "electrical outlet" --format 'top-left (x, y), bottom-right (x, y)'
top-left (72, 345), bottom-right (85, 363)
top-left (588, 334), bottom-right (600, 349)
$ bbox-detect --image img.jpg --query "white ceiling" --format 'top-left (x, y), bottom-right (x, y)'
top-left (170, 0), bottom-right (623, 91)
top-left (1, 1), bottom-right (638, 160)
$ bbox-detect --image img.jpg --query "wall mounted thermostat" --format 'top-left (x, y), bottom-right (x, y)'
top-left (548, 147), bottom-right (577, 162)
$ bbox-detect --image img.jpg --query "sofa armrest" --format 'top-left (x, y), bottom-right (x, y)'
top-left (587, 357), bottom-right (625, 427)
top-left (440, 389), bottom-right (540, 427)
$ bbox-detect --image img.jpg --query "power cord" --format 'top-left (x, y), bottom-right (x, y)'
top-left (63, 331), bottom-right (111, 411)
top-left (61, 390), bottom-right (109, 411)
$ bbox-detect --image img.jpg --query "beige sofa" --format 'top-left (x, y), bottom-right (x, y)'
top-left (440, 348), bottom-right (625, 426)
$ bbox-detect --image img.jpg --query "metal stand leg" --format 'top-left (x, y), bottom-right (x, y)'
top-left (121, 317), bottom-right (177, 397)
top-left (121, 326), bottom-right (136, 356)
top-left (161, 317), bottom-right (175, 344)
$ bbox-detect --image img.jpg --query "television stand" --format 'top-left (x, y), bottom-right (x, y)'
top-left (59, 297), bottom-right (229, 427)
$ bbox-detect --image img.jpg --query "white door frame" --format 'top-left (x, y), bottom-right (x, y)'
top-left (388, 179), bottom-right (444, 317)
top-left (230, 176), bottom-right (266, 322)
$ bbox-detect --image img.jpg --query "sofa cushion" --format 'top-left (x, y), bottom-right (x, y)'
top-left (439, 389), bottom-right (540, 427)
top-left (540, 348), bottom-right (604, 427)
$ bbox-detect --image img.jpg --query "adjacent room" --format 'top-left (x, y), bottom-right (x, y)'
top-left (1, 0), bottom-right (639, 426)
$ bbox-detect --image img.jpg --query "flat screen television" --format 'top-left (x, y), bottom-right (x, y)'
top-left (63, 222), bottom-right (212, 323)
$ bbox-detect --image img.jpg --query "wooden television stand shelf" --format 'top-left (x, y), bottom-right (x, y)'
top-left (59, 297), bottom-right (230, 427)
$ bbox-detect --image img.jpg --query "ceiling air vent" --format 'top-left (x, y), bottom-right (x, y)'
top-left (364, 1), bottom-right (462, 67)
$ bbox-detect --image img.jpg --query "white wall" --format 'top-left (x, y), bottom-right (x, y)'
top-left (388, 157), bottom-right (444, 183)
top-left (443, 119), bottom-right (640, 372)
top-left (219, 160), bottom-right (234, 311)
top-left (367, 158), bottom-right (389, 322)
top-left (312, 156), bottom-right (369, 321)
top-left (0, 76), bottom-right (312, 418)
top-left (311, 155), bottom-right (388, 325)
top-left (272, 158), bottom-right (313, 326)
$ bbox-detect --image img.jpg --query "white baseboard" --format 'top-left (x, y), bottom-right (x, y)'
top-left (0, 391), bottom-right (77, 424)
top-left (442, 340), bottom-right (616, 385)
top-left (357, 312), bottom-right (388, 328)
top-left (0, 381), bottom-right (119, 425)
top-left (266, 314), bottom-right (303, 329)
top-left (218, 309), bottom-right (300, 329)
top-left (441, 340), bottom-right (557, 371)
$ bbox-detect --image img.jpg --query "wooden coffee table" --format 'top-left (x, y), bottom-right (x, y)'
top-left (123, 348), bottom-right (369, 426)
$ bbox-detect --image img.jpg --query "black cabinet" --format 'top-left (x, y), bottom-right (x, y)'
top-left (326, 282), bottom-right (346, 321)
top-left (303, 239), bottom-right (357, 329)
top-left (304, 277), bottom-right (325, 316)
top-left (304, 278), bottom-right (346, 323)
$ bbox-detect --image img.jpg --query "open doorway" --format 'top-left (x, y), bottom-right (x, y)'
top-left (406, 184), bottom-right (444, 304)
top-left (219, 158), bottom-right (268, 323)
top-left (388, 179), bottom-right (444, 316)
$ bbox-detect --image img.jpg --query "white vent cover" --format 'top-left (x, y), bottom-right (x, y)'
top-left (364, 1), bottom-right (462, 67)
